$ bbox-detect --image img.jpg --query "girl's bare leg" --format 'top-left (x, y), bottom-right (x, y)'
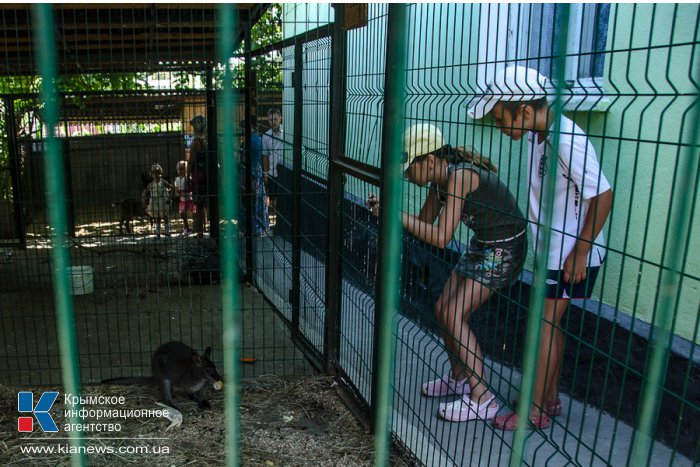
top-left (435, 271), bottom-right (494, 402)
top-left (181, 212), bottom-right (189, 233)
top-left (529, 298), bottom-right (569, 417)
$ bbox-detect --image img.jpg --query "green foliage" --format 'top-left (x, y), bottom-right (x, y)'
top-left (0, 76), bottom-right (40, 95)
top-left (57, 73), bottom-right (149, 92)
top-left (172, 71), bottom-right (203, 91)
top-left (251, 4), bottom-right (283, 50)
top-left (230, 4), bottom-right (283, 91)
top-left (0, 4), bottom-right (284, 199)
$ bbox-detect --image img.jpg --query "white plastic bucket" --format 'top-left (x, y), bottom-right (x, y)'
top-left (69, 266), bottom-right (94, 295)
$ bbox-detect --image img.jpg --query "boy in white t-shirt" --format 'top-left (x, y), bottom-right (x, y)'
top-left (468, 66), bottom-right (613, 430)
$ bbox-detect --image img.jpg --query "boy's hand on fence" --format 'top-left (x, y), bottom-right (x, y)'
top-left (563, 248), bottom-right (588, 284)
top-left (366, 193), bottom-right (380, 217)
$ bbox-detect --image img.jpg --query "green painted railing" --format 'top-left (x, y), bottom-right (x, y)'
top-left (372, 5), bottom-right (407, 466)
top-left (217, 5), bottom-right (241, 467)
top-left (32, 4), bottom-right (85, 466)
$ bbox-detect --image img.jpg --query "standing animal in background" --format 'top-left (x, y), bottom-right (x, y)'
top-left (114, 198), bottom-right (146, 234)
top-left (102, 341), bottom-right (223, 410)
top-left (114, 172), bottom-right (157, 234)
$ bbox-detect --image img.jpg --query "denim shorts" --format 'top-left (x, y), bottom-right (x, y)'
top-left (454, 233), bottom-right (527, 290)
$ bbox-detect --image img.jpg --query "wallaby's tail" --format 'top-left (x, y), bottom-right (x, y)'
top-left (102, 376), bottom-right (154, 385)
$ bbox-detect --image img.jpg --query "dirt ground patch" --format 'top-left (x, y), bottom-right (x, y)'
top-left (0, 234), bottom-right (414, 466)
top-left (0, 376), bottom-right (413, 466)
top-left (0, 213), bottom-right (416, 466)
top-left (0, 236), bottom-right (313, 384)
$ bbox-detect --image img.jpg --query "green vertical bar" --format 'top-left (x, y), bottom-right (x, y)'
top-left (629, 62), bottom-right (700, 465)
top-left (373, 4), bottom-right (406, 466)
top-left (217, 5), bottom-right (240, 467)
top-left (32, 5), bottom-right (85, 467)
top-left (510, 5), bottom-right (570, 465)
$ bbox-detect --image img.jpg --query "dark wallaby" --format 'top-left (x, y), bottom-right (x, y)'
top-left (102, 341), bottom-right (223, 410)
top-left (113, 198), bottom-right (146, 234)
top-left (113, 172), bottom-right (165, 234)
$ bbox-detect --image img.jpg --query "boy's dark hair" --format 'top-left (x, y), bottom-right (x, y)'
top-left (267, 107), bottom-right (281, 117)
top-left (190, 115), bottom-right (206, 133)
top-left (501, 97), bottom-right (548, 117)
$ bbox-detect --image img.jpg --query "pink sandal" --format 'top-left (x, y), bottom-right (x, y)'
top-left (422, 374), bottom-right (471, 397)
top-left (512, 397), bottom-right (562, 416)
top-left (493, 411), bottom-right (551, 431)
top-left (438, 394), bottom-right (499, 422)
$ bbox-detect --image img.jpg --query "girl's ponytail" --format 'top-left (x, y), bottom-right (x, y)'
top-left (442, 146), bottom-right (498, 173)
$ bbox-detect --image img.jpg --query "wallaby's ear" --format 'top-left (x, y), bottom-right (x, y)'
top-left (203, 347), bottom-right (212, 359)
top-left (192, 353), bottom-right (203, 366)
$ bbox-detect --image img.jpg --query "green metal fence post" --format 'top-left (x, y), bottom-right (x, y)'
top-left (629, 61), bottom-right (700, 466)
top-left (32, 4), bottom-right (85, 467)
top-left (291, 37), bottom-right (303, 338)
top-left (206, 68), bottom-right (220, 240)
top-left (510, 5), bottom-right (571, 465)
top-left (325, 4), bottom-right (348, 375)
top-left (243, 18), bottom-right (254, 284)
top-left (4, 96), bottom-right (25, 245)
top-left (372, 4), bottom-right (407, 466)
top-left (217, 5), bottom-right (241, 467)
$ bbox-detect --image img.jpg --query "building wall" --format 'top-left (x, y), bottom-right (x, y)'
top-left (23, 133), bottom-right (184, 210)
top-left (283, 3), bottom-right (700, 343)
top-left (587, 3), bottom-right (700, 341)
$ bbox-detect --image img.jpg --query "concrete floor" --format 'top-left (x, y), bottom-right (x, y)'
top-left (251, 234), bottom-right (695, 466)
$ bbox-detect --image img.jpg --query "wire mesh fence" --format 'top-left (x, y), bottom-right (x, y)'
top-left (0, 3), bottom-right (698, 466)
top-left (0, 8), bottom-right (313, 466)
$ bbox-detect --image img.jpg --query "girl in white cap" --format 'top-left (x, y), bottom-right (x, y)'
top-left (469, 66), bottom-right (613, 430)
top-left (367, 123), bottom-right (528, 422)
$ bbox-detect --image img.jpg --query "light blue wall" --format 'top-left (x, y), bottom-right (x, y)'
top-left (282, 3), bottom-right (700, 343)
top-left (282, 3), bottom-right (333, 40)
top-left (280, 4), bottom-right (334, 178)
top-left (586, 3), bottom-right (700, 342)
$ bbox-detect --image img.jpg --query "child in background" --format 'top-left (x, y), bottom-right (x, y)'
top-left (468, 66), bottom-right (613, 430)
top-left (174, 160), bottom-right (195, 237)
top-left (143, 163), bottom-right (173, 238)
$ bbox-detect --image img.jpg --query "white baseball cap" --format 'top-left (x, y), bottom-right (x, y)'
top-left (467, 66), bottom-right (549, 120)
top-left (403, 123), bottom-right (444, 171)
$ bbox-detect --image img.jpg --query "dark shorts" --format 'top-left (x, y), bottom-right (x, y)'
top-left (454, 233), bottom-right (527, 290)
top-left (545, 266), bottom-right (601, 299)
